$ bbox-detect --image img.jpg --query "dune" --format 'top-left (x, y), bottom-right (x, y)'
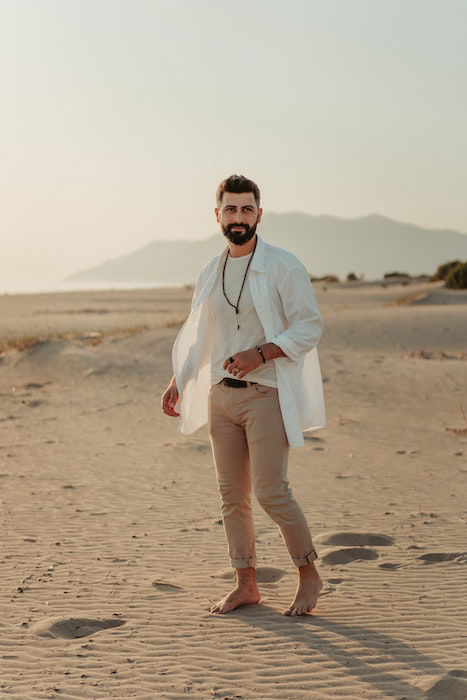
top-left (0, 280), bottom-right (466, 698)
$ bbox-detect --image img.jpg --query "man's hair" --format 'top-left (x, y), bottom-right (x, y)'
top-left (216, 174), bottom-right (260, 208)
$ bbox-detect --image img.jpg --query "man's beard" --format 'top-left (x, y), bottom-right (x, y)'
top-left (222, 221), bottom-right (258, 245)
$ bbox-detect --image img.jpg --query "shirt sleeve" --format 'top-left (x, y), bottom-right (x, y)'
top-left (189, 263), bottom-right (209, 311)
top-left (270, 264), bottom-right (323, 362)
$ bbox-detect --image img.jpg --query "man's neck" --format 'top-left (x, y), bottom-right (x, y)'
top-left (227, 234), bottom-right (257, 258)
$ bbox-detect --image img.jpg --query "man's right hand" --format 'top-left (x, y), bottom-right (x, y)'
top-left (161, 382), bottom-right (180, 417)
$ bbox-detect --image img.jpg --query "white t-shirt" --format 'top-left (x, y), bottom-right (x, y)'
top-left (208, 251), bottom-right (277, 387)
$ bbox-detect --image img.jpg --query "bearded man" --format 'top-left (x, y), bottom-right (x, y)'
top-left (161, 174), bottom-right (325, 615)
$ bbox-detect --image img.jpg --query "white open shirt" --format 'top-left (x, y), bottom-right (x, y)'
top-left (172, 235), bottom-right (326, 448)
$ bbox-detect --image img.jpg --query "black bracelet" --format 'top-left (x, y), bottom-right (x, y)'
top-left (256, 345), bottom-right (266, 363)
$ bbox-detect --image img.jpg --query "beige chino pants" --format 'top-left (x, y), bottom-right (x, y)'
top-left (207, 381), bottom-right (318, 569)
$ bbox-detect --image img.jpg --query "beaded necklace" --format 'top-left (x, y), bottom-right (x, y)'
top-left (221, 235), bottom-right (257, 330)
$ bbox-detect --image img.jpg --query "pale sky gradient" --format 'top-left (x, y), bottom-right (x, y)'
top-left (1, 0), bottom-right (466, 289)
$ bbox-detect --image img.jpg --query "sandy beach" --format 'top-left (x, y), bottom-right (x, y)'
top-left (1, 279), bottom-right (466, 699)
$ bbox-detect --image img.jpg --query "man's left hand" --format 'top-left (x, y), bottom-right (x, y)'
top-left (223, 349), bottom-right (262, 379)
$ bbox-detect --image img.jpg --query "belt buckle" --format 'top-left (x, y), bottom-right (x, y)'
top-left (223, 377), bottom-right (248, 388)
top-left (220, 377), bottom-right (258, 388)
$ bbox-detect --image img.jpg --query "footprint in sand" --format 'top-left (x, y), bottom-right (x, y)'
top-left (417, 552), bottom-right (467, 565)
top-left (24, 382), bottom-right (52, 389)
top-left (29, 616), bottom-right (125, 639)
top-left (422, 669), bottom-right (467, 698)
top-left (185, 441), bottom-right (211, 453)
top-left (164, 441), bottom-right (211, 453)
top-left (321, 547), bottom-right (379, 566)
top-left (319, 583), bottom-right (339, 597)
top-left (152, 580), bottom-right (184, 592)
top-left (255, 567), bottom-right (288, 583)
top-left (211, 566), bottom-right (287, 583)
top-left (83, 365), bottom-right (113, 377)
top-left (316, 531), bottom-right (394, 547)
top-left (321, 574), bottom-right (348, 596)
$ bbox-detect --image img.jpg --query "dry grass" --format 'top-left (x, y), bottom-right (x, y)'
top-left (334, 414), bottom-right (360, 426)
top-left (445, 406), bottom-right (467, 437)
top-left (407, 349), bottom-right (467, 361)
top-left (0, 324), bottom-right (153, 355)
top-left (165, 318), bottom-right (187, 328)
top-left (0, 316), bottom-right (190, 356)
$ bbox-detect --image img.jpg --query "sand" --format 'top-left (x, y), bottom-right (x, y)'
top-left (0, 279), bottom-right (466, 699)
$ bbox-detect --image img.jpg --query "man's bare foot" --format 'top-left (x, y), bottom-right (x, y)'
top-left (210, 567), bottom-right (261, 614)
top-left (284, 561), bottom-right (323, 616)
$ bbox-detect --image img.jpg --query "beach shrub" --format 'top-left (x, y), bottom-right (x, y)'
top-left (431, 260), bottom-right (460, 282)
top-left (445, 261), bottom-right (467, 289)
top-left (322, 274), bottom-right (339, 283)
top-left (384, 271), bottom-right (410, 279)
top-left (347, 272), bottom-right (358, 281)
top-left (310, 274), bottom-right (339, 283)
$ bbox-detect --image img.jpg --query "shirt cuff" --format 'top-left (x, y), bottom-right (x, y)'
top-left (270, 333), bottom-right (301, 362)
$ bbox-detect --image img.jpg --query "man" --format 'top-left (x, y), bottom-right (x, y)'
top-left (161, 174), bottom-right (325, 616)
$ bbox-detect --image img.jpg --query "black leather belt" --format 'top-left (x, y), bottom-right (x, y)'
top-left (219, 377), bottom-right (257, 388)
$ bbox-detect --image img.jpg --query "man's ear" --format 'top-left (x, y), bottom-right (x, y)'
top-left (257, 207), bottom-right (263, 222)
top-left (214, 207), bottom-right (220, 221)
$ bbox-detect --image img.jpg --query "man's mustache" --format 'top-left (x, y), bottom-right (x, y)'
top-left (227, 224), bottom-right (247, 232)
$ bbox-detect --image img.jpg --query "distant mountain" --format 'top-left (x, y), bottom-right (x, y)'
top-left (65, 212), bottom-right (467, 284)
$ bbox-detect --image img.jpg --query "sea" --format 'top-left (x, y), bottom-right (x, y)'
top-left (1, 279), bottom-right (185, 296)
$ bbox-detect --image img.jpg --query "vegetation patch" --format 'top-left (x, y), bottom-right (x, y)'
top-left (445, 261), bottom-right (467, 289)
top-left (0, 324), bottom-right (152, 355)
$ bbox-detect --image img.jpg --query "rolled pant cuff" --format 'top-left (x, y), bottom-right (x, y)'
top-left (293, 548), bottom-right (318, 567)
top-left (230, 557), bottom-right (257, 569)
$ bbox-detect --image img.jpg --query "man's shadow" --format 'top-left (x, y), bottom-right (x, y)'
top-left (218, 602), bottom-right (458, 698)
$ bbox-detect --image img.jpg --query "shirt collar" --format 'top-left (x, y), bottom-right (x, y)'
top-left (217, 234), bottom-right (266, 273)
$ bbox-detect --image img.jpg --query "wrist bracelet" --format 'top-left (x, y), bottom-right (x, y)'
top-left (256, 345), bottom-right (266, 363)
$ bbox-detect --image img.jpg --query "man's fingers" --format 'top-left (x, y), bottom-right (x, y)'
top-left (162, 390), bottom-right (180, 417)
top-left (163, 404), bottom-right (180, 417)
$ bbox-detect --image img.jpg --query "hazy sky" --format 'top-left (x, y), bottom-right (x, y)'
top-left (1, 0), bottom-right (466, 287)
